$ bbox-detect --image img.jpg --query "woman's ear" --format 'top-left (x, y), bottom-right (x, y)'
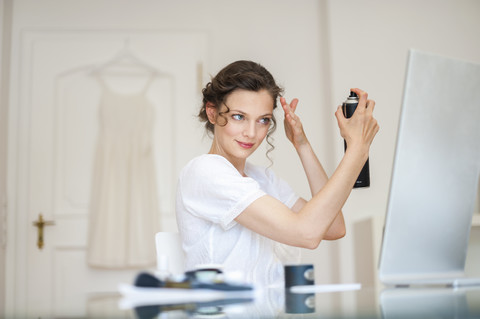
top-left (205, 102), bottom-right (217, 124)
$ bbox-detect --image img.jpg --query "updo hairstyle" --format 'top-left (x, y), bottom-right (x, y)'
top-left (198, 60), bottom-right (284, 158)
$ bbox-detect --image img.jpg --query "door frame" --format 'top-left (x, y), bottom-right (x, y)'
top-left (4, 28), bottom-right (209, 317)
top-left (0, 0), bottom-right (14, 316)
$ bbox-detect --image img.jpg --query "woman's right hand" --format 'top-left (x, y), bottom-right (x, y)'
top-left (335, 88), bottom-right (379, 156)
top-left (280, 96), bottom-right (308, 149)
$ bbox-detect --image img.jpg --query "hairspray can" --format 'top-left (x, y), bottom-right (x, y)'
top-left (342, 91), bottom-right (370, 188)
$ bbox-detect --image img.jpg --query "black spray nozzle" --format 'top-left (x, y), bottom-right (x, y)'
top-left (349, 91), bottom-right (358, 98)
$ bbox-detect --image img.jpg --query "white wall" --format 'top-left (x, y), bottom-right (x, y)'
top-left (326, 0), bottom-right (480, 284)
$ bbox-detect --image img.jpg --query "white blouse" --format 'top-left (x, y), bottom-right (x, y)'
top-left (176, 154), bottom-right (300, 287)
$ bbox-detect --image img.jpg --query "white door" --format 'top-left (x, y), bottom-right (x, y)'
top-left (8, 31), bottom-right (208, 317)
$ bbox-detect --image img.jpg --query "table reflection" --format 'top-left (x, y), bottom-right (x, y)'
top-left (113, 285), bottom-right (480, 318)
top-left (380, 287), bottom-right (480, 318)
top-left (133, 297), bottom-right (253, 319)
top-left (120, 287), bottom-right (364, 318)
top-left (284, 292), bottom-right (315, 314)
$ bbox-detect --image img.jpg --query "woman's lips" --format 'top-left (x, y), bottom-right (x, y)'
top-left (237, 141), bottom-right (254, 149)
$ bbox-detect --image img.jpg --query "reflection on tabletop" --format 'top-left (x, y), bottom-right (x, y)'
top-left (118, 288), bottom-right (480, 318)
top-left (117, 270), bottom-right (363, 318)
top-left (380, 287), bottom-right (480, 318)
top-left (115, 271), bottom-right (480, 319)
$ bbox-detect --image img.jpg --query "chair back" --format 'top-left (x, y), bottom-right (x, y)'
top-left (155, 232), bottom-right (185, 276)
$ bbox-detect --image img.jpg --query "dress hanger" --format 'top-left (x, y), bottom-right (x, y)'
top-left (91, 38), bottom-right (171, 77)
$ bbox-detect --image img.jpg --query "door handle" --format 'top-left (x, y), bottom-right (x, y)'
top-left (32, 213), bottom-right (55, 250)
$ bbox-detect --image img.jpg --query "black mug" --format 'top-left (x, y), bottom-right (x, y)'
top-left (284, 264), bottom-right (315, 288)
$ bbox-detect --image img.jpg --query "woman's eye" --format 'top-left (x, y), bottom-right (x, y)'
top-left (259, 118), bottom-right (271, 125)
top-left (232, 114), bottom-right (244, 121)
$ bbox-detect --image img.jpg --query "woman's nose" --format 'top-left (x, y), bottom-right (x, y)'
top-left (243, 121), bottom-right (256, 138)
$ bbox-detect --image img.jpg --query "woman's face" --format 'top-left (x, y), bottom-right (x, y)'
top-left (208, 89), bottom-right (274, 167)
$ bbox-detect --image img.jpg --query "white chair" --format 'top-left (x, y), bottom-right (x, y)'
top-left (155, 232), bottom-right (185, 277)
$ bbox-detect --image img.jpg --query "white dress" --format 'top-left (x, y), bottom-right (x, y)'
top-left (87, 75), bottom-right (159, 269)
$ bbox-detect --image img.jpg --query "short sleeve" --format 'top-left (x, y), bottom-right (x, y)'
top-left (177, 155), bottom-right (266, 230)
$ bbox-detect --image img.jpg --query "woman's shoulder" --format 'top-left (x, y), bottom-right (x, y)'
top-left (180, 154), bottom-right (237, 177)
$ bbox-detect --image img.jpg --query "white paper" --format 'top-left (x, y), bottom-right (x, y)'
top-left (289, 283), bottom-right (361, 294)
top-left (117, 283), bottom-right (255, 309)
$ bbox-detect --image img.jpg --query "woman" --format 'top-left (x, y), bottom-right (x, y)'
top-left (175, 60), bottom-right (379, 287)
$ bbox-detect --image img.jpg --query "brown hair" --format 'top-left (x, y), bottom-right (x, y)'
top-left (199, 60), bottom-right (284, 160)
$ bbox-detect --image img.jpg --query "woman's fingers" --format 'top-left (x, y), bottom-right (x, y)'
top-left (280, 97), bottom-right (299, 114)
top-left (350, 88), bottom-right (368, 109)
top-left (281, 97), bottom-right (308, 146)
top-left (366, 99), bottom-right (375, 108)
top-left (282, 97), bottom-right (302, 132)
top-left (285, 102), bottom-right (301, 128)
top-left (290, 98), bottom-right (299, 113)
top-left (366, 99), bottom-right (375, 114)
top-left (335, 104), bottom-right (345, 118)
top-left (336, 89), bottom-right (380, 147)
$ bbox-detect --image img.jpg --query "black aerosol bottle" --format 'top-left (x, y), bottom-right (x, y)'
top-left (342, 91), bottom-right (370, 188)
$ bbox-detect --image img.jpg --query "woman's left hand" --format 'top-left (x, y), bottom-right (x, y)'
top-left (281, 97), bottom-right (308, 148)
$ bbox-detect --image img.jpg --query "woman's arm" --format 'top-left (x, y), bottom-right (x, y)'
top-left (281, 96), bottom-right (345, 240)
top-left (235, 88), bottom-right (379, 249)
